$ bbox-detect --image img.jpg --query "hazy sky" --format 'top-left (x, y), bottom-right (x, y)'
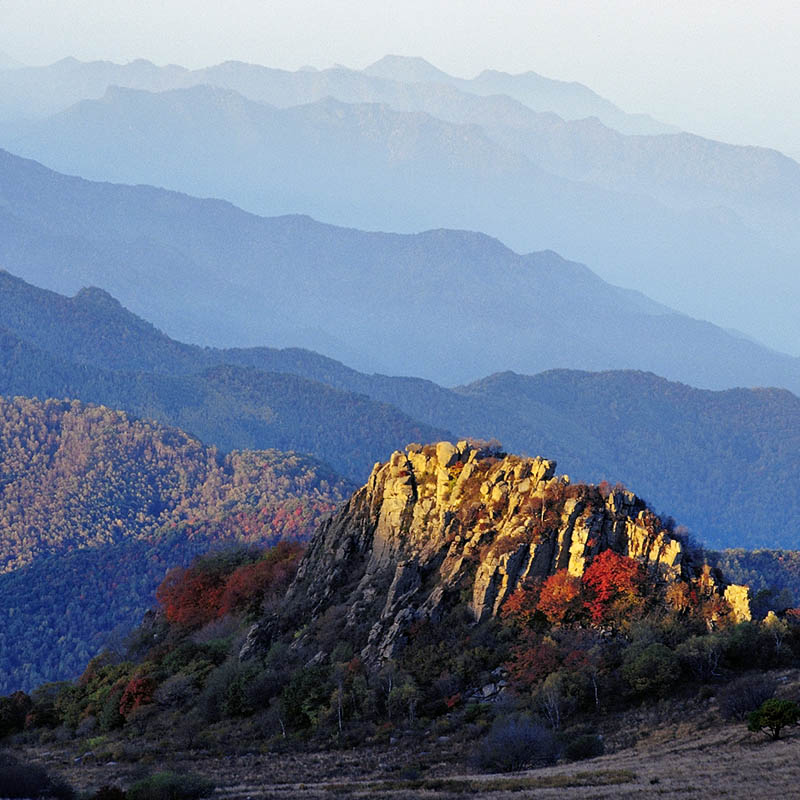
top-left (2, 0), bottom-right (799, 157)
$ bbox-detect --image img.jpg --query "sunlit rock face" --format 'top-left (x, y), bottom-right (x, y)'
top-left (249, 441), bottom-right (749, 663)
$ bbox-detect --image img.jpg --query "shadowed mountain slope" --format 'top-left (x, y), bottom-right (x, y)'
top-left (1, 150), bottom-right (799, 387)
top-left (1, 270), bottom-right (799, 549)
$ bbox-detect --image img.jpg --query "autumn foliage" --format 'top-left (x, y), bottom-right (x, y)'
top-left (502, 553), bottom-right (648, 632)
top-left (507, 636), bottom-right (561, 689)
top-left (501, 581), bottom-right (541, 629)
top-left (118, 675), bottom-right (156, 717)
top-left (582, 550), bottom-right (647, 625)
top-left (537, 570), bottom-right (583, 625)
top-left (156, 542), bottom-right (304, 629)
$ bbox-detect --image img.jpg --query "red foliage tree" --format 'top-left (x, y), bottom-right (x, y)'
top-left (118, 675), bottom-right (156, 717)
top-left (537, 570), bottom-right (584, 625)
top-left (219, 542), bottom-right (303, 616)
top-left (582, 550), bottom-right (647, 626)
top-left (155, 564), bottom-right (228, 629)
top-left (156, 542), bottom-right (304, 629)
top-left (501, 581), bottom-right (540, 628)
top-left (507, 635), bottom-right (560, 691)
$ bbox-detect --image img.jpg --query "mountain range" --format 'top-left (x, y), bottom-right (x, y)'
top-left (2, 148), bottom-right (800, 394)
top-left (0, 56), bottom-right (798, 355)
top-left (3, 49), bottom-right (800, 793)
top-left (0, 54), bottom-right (672, 134)
top-left (11, 54), bottom-right (786, 248)
top-left (1, 268), bottom-right (799, 550)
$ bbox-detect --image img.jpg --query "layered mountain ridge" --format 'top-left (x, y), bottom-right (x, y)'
top-left (0, 54), bottom-right (674, 134)
top-left (2, 150), bottom-right (799, 390)
top-left (4, 86), bottom-right (799, 353)
top-left (2, 268), bottom-right (800, 548)
top-left (2, 55), bottom-right (799, 353)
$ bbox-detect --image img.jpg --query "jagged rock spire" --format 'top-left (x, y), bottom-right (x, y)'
top-left (245, 442), bottom-right (750, 663)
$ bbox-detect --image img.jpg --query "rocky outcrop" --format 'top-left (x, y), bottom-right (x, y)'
top-left (259, 441), bottom-right (750, 664)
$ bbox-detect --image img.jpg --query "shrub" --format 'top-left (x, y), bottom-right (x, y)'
top-left (720, 622), bottom-right (774, 670)
top-left (747, 698), bottom-right (800, 740)
top-left (119, 676), bottom-right (156, 717)
top-left (717, 674), bottom-right (777, 721)
top-left (154, 674), bottom-right (198, 709)
top-left (676, 634), bottom-right (723, 682)
top-left (156, 544), bottom-right (302, 630)
top-left (563, 733), bottom-right (605, 761)
top-left (280, 665), bottom-right (332, 731)
top-left (196, 661), bottom-right (239, 723)
top-left (470, 717), bottom-right (561, 772)
top-left (0, 691), bottom-right (32, 738)
top-left (126, 772), bottom-right (214, 800)
top-left (621, 643), bottom-right (680, 698)
top-left (98, 686), bottom-right (126, 732)
top-left (92, 786), bottom-right (127, 800)
top-left (0, 751), bottom-right (74, 799)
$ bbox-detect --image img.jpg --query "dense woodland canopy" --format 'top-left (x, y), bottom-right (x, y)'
top-left (0, 396), bottom-right (353, 692)
top-left (0, 395), bottom-right (351, 573)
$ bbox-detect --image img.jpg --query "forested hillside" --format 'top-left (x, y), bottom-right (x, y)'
top-left (0, 396), bottom-right (354, 692)
top-left (0, 534), bottom-right (302, 694)
top-left (0, 396), bottom-right (351, 572)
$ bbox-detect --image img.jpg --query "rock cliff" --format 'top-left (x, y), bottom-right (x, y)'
top-left (245, 441), bottom-right (750, 663)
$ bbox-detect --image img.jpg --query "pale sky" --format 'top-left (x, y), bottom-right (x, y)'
top-left (2, 0), bottom-right (799, 158)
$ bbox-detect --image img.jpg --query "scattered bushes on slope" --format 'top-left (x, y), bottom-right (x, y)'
top-left (470, 717), bottom-right (561, 772)
top-left (126, 772), bottom-right (215, 800)
top-left (0, 751), bottom-right (74, 799)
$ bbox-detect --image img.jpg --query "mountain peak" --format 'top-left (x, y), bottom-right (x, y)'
top-left (250, 441), bottom-right (751, 664)
top-left (363, 54), bottom-right (452, 83)
top-left (73, 285), bottom-right (124, 309)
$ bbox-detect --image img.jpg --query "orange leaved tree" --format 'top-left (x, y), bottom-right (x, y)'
top-left (582, 550), bottom-right (647, 628)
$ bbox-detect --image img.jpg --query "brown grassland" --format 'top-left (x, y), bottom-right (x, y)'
top-left (13, 669), bottom-right (800, 800)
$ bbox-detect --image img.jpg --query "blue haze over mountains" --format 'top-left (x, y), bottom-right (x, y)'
top-left (1, 148), bottom-right (800, 392)
top-left (0, 52), bottom-right (799, 546)
top-left (1, 267), bottom-right (800, 551)
top-left (0, 55), bottom-right (798, 357)
top-left (2, 47), bottom-right (800, 695)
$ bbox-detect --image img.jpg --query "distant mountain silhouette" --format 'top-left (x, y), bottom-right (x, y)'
top-left (363, 54), bottom-right (675, 134)
top-left (0, 54), bottom-right (671, 134)
top-left (1, 148), bottom-right (799, 389)
top-left (3, 84), bottom-right (799, 355)
top-left (4, 59), bottom-right (786, 246)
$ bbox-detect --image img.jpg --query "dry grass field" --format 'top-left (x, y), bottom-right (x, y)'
top-left (14, 670), bottom-right (800, 800)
